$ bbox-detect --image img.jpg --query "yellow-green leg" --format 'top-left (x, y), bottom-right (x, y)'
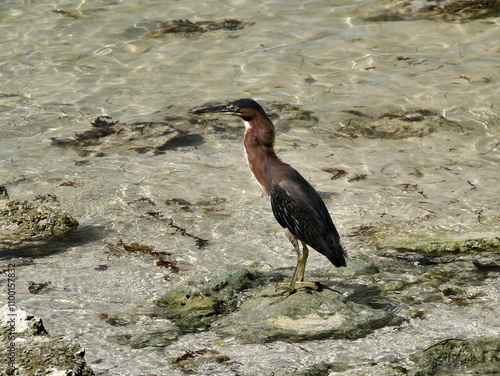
top-left (266, 238), bottom-right (318, 304)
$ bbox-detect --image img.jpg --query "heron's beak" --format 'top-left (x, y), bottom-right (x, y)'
top-left (190, 104), bottom-right (240, 115)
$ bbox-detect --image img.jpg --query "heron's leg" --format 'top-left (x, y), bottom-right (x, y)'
top-left (277, 241), bottom-right (317, 291)
top-left (265, 235), bottom-right (317, 304)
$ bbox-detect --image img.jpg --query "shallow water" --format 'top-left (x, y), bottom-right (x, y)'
top-left (1, 0), bottom-right (499, 375)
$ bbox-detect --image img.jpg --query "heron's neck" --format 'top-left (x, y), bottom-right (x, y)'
top-left (242, 119), bottom-right (285, 197)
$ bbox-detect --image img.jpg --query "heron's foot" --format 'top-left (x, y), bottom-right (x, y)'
top-left (263, 286), bottom-right (296, 305)
top-left (263, 281), bottom-right (319, 305)
top-left (275, 281), bottom-right (318, 292)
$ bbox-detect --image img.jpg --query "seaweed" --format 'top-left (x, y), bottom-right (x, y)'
top-left (348, 174), bottom-right (368, 182)
top-left (165, 198), bottom-right (192, 206)
top-left (27, 281), bottom-right (52, 294)
top-left (128, 197), bottom-right (157, 207)
top-left (156, 258), bottom-right (180, 273)
top-left (50, 116), bottom-right (118, 147)
top-left (322, 167), bottom-right (348, 180)
top-left (116, 239), bottom-right (170, 256)
top-left (59, 181), bottom-right (77, 188)
top-left (34, 194), bottom-right (59, 203)
top-left (74, 160), bottom-right (90, 166)
top-left (168, 220), bottom-right (209, 249)
top-left (172, 348), bottom-right (223, 374)
top-left (146, 19), bottom-right (254, 38)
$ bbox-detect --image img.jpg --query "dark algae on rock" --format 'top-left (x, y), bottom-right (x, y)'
top-left (0, 306), bottom-right (95, 376)
top-left (0, 185), bottom-right (78, 256)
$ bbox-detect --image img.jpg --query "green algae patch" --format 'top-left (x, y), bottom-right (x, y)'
top-left (153, 269), bottom-right (259, 332)
top-left (395, 237), bottom-right (500, 257)
top-left (410, 337), bottom-right (500, 376)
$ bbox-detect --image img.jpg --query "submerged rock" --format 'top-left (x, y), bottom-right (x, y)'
top-left (121, 268), bottom-right (405, 347)
top-left (213, 284), bottom-right (405, 344)
top-left (129, 329), bottom-right (181, 349)
top-left (265, 102), bottom-right (319, 132)
top-left (50, 116), bottom-right (195, 156)
top-left (355, 220), bottom-right (500, 265)
top-left (145, 19), bottom-right (254, 38)
top-left (364, 0), bottom-right (500, 23)
top-left (396, 237), bottom-right (500, 257)
top-left (0, 305), bottom-right (95, 375)
top-left (409, 337), bottom-right (500, 375)
top-left (153, 269), bottom-right (259, 332)
top-left (285, 362), bottom-right (405, 376)
top-left (0, 185), bottom-right (79, 254)
top-left (337, 109), bottom-right (462, 139)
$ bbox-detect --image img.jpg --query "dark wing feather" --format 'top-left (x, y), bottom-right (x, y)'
top-left (270, 168), bottom-right (348, 267)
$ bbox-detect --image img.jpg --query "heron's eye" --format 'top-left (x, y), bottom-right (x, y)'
top-left (228, 105), bottom-right (239, 112)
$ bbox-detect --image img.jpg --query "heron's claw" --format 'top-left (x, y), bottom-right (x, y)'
top-left (278, 281), bottom-right (318, 288)
top-left (263, 287), bottom-right (296, 305)
top-left (263, 281), bottom-right (319, 305)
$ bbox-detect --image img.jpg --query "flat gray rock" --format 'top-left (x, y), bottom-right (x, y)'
top-left (213, 284), bottom-right (404, 344)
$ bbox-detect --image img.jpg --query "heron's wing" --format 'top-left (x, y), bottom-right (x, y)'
top-left (270, 169), bottom-right (347, 267)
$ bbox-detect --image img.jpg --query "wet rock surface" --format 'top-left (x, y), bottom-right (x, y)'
top-left (213, 284), bottom-right (404, 344)
top-left (409, 337), bottom-right (500, 376)
top-left (0, 305), bottom-right (95, 376)
top-left (394, 237), bottom-right (500, 257)
top-left (145, 19), bottom-right (255, 38)
top-left (0, 186), bottom-right (79, 255)
top-left (284, 336), bottom-right (500, 375)
top-left (123, 18), bottom-right (254, 39)
top-left (106, 269), bottom-right (403, 348)
top-left (50, 116), bottom-right (195, 156)
top-left (97, 261), bottom-right (498, 373)
top-left (364, 0), bottom-right (500, 22)
top-left (153, 269), bottom-right (259, 333)
top-left (336, 109), bottom-right (463, 139)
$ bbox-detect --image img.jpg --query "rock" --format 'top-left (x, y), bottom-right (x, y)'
top-left (213, 284), bottom-right (405, 344)
top-left (336, 109), bottom-right (462, 139)
top-left (105, 321), bottom-right (181, 349)
top-left (364, 0), bottom-right (500, 23)
top-left (144, 19), bottom-right (255, 38)
top-left (154, 285), bottom-right (219, 331)
top-left (128, 329), bottom-right (181, 349)
top-left (152, 269), bottom-right (259, 332)
top-left (396, 237), bottom-right (500, 257)
top-left (284, 363), bottom-right (336, 376)
top-left (105, 269), bottom-right (259, 349)
top-left (285, 362), bottom-right (405, 376)
top-left (409, 337), bottom-right (500, 375)
top-left (102, 313), bottom-right (139, 327)
top-left (0, 305), bottom-right (95, 376)
top-left (0, 186), bottom-right (79, 255)
top-left (170, 348), bottom-right (230, 374)
top-left (149, 267), bottom-right (405, 345)
top-left (0, 186), bottom-right (8, 200)
top-left (50, 117), bottom-right (194, 156)
top-left (265, 102), bottom-right (319, 132)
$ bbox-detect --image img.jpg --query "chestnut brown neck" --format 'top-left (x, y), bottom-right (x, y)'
top-left (242, 116), bottom-right (287, 197)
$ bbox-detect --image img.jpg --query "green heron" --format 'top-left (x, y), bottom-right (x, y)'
top-left (191, 98), bottom-right (348, 302)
